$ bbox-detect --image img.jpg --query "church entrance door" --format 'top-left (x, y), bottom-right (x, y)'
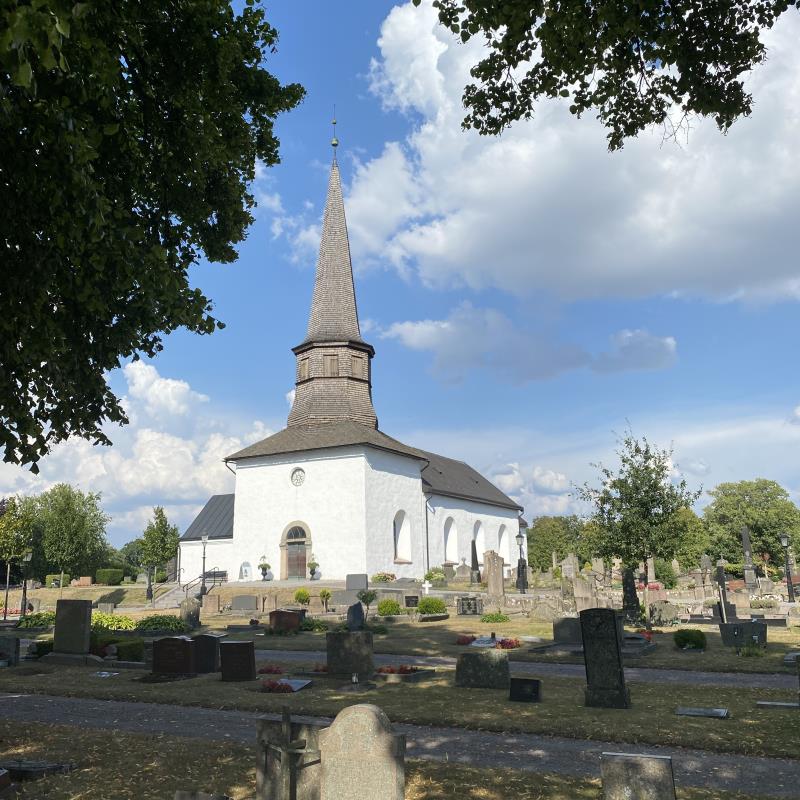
top-left (284, 525), bottom-right (308, 579)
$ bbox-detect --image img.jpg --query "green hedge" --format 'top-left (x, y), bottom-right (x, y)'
top-left (134, 614), bottom-right (187, 633)
top-left (32, 639), bottom-right (54, 657)
top-left (95, 568), bottom-right (124, 586)
top-left (481, 612), bottom-right (510, 623)
top-left (91, 611), bottom-right (136, 631)
top-left (115, 638), bottom-right (145, 661)
top-left (18, 611), bottom-right (56, 628)
top-left (377, 599), bottom-right (402, 616)
top-left (673, 629), bottom-right (706, 650)
top-left (417, 597), bottom-right (447, 615)
top-left (45, 574), bottom-right (70, 587)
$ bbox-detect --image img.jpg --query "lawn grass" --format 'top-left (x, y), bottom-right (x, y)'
top-left (0, 720), bottom-right (777, 800)
top-left (2, 662), bottom-right (798, 759)
top-left (4, 585), bottom-right (150, 610)
top-left (213, 614), bottom-right (800, 675)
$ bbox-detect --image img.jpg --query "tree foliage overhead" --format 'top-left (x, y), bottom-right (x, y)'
top-left (417, 0), bottom-right (795, 149)
top-left (577, 433), bottom-right (701, 566)
top-left (1, 0), bottom-right (304, 470)
top-left (0, 496), bottom-right (34, 563)
top-left (703, 478), bottom-right (800, 562)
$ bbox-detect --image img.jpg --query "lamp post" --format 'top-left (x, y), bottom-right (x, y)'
top-left (200, 533), bottom-right (209, 597)
top-left (515, 530), bottom-right (528, 594)
top-left (780, 533), bottom-right (795, 603)
top-left (19, 550), bottom-right (32, 620)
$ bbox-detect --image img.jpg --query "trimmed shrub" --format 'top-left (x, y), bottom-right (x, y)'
top-left (155, 570), bottom-right (167, 583)
top-left (45, 574), bottom-right (70, 588)
top-left (17, 611), bottom-right (56, 628)
top-left (417, 597), bottom-right (446, 615)
top-left (673, 629), bottom-right (706, 650)
top-left (95, 568), bottom-right (124, 586)
top-left (91, 611), bottom-right (136, 631)
top-left (371, 572), bottom-right (396, 583)
top-left (424, 569), bottom-right (446, 585)
top-left (480, 612), bottom-right (510, 624)
top-left (299, 617), bottom-right (328, 632)
top-left (750, 598), bottom-right (779, 610)
top-left (377, 599), bottom-right (402, 617)
top-left (135, 614), bottom-right (187, 633)
top-left (32, 639), bottom-right (54, 657)
top-left (115, 638), bottom-right (145, 661)
top-left (294, 588), bottom-right (310, 606)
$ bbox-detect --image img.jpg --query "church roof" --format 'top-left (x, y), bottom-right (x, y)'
top-left (225, 422), bottom-right (521, 512)
top-left (302, 157), bottom-right (364, 344)
top-left (180, 494), bottom-right (234, 541)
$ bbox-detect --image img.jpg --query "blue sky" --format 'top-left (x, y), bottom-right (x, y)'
top-left (3, 1), bottom-right (800, 546)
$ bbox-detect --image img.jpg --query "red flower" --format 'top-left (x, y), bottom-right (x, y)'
top-left (257, 664), bottom-right (284, 675)
top-left (495, 637), bottom-right (521, 650)
top-left (260, 679), bottom-right (293, 693)
top-left (456, 635), bottom-right (477, 645)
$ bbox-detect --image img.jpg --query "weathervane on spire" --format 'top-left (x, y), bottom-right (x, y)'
top-left (331, 105), bottom-right (339, 152)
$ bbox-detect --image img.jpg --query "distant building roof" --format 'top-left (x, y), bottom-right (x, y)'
top-left (181, 494), bottom-right (234, 541)
top-left (226, 422), bottom-right (521, 512)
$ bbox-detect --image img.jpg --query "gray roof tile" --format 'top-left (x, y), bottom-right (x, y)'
top-left (181, 494), bottom-right (234, 541)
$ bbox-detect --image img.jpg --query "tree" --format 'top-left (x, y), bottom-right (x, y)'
top-left (417, 0), bottom-right (791, 150)
top-left (703, 479), bottom-right (800, 563)
top-left (1, 1), bottom-right (304, 470)
top-left (0, 496), bottom-right (34, 619)
top-left (357, 589), bottom-right (377, 619)
top-left (120, 538), bottom-right (145, 578)
top-left (528, 515), bottom-right (585, 570)
top-left (667, 507), bottom-right (710, 571)
top-left (577, 433), bottom-right (700, 622)
top-left (140, 507), bottom-right (180, 598)
top-left (37, 484), bottom-right (109, 589)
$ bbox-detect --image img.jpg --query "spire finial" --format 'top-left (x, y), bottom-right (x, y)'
top-left (331, 105), bottom-right (338, 152)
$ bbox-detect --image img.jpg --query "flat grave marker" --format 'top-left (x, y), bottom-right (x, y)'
top-left (601, 752), bottom-right (676, 800)
top-left (675, 707), bottom-right (730, 719)
top-left (509, 677), bottom-right (541, 703)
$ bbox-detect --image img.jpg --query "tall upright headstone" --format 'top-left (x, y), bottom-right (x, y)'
top-left (469, 540), bottom-right (481, 584)
top-left (621, 568), bottom-right (641, 623)
top-left (580, 607), bottom-right (630, 708)
top-left (741, 526), bottom-right (758, 591)
top-left (646, 557), bottom-right (656, 584)
top-left (319, 705), bottom-right (405, 800)
top-left (484, 550), bottom-right (505, 600)
top-left (42, 599), bottom-right (104, 665)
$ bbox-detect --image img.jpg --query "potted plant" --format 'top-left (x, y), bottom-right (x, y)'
top-left (258, 558), bottom-right (271, 581)
top-left (308, 560), bottom-right (319, 579)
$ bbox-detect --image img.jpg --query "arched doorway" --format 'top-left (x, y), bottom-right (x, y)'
top-left (281, 524), bottom-right (310, 579)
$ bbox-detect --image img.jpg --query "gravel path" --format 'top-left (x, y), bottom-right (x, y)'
top-left (254, 647), bottom-right (799, 689)
top-left (1, 692), bottom-right (798, 797)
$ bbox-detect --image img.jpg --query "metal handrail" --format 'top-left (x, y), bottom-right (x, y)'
top-left (182, 567), bottom-right (226, 597)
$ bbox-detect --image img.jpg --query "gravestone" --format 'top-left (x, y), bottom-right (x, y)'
top-left (26, 597), bottom-right (41, 614)
top-left (646, 557), bottom-right (656, 584)
top-left (257, 709), bottom-right (324, 800)
top-left (219, 640), bottom-right (256, 681)
top-left (484, 550), bottom-right (505, 599)
top-left (454, 559), bottom-right (471, 582)
top-left (560, 553), bottom-right (580, 580)
top-left (580, 607), bottom-right (630, 708)
top-left (671, 558), bottom-right (681, 576)
top-left (180, 597), bottom-right (202, 630)
top-left (153, 636), bottom-right (196, 675)
top-left (601, 752), bottom-right (676, 800)
top-left (573, 576), bottom-right (596, 613)
top-left (553, 617), bottom-right (582, 644)
top-left (455, 650), bottom-right (510, 689)
top-left (719, 621), bottom-right (767, 648)
top-left (469, 540), bottom-right (481, 584)
top-left (509, 677), bottom-right (541, 703)
top-left (456, 595), bottom-right (484, 615)
top-left (346, 602), bottom-right (365, 631)
top-left (53, 599), bottom-right (92, 654)
top-left (741, 526), bottom-right (758, 591)
top-left (193, 632), bottom-right (226, 673)
top-left (442, 563), bottom-right (455, 581)
top-left (96, 602), bottom-right (115, 615)
top-left (621, 569), bottom-right (641, 623)
top-left (345, 574), bottom-right (368, 592)
top-left (326, 631), bottom-right (374, 678)
top-left (231, 595), bottom-right (259, 614)
top-left (403, 595), bottom-right (419, 609)
top-left (330, 590), bottom-right (360, 608)
top-left (0, 636), bottom-right (20, 667)
top-left (270, 608), bottom-right (303, 634)
top-left (319, 704), bottom-right (405, 800)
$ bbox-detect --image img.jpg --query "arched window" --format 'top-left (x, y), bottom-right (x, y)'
top-left (287, 526), bottom-right (306, 542)
top-left (443, 517), bottom-right (458, 564)
top-left (239, 562), bottom-right (252, 581)
top-left (498, 525), bottom-right (507, 563)
top-left (393, 510), bottom-right (411, 562)
top-left (473, 520), bottom-right (485, 565)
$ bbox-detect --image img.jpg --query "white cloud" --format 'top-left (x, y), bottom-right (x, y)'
top-left (123, 361), bottom-right (208, 418)
top-left (383, 303), bottom-right (675, 382)
top-left (789, 405), bottom-right (800, 425)
top-left (343, 1), bottom-right (800, 304)
top-left (286, 389), bottom-right (296, 407)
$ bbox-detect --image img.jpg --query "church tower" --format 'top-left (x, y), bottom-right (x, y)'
top-left (287, 137), bottom-right (378, 429)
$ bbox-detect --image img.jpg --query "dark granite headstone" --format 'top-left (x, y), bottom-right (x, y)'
top-left (270, 608), bottom-right (303, 633)
top-left (621, 568), bottom-right (641, 623)
top-left (455, 650), bottom-right (510, 689)
top-left (456, 596), bottom-right (484, 615)
top-left (719, 621), bottom-right (767, 648)
top-left (580, 607), bottom-right (630, 708)
top-left (553, 617), bottom-right (582, 644)
top-left (741, 526), bottom-right (758, 590)
top-left (345, 574), bottom-right (368, 592)
top-left (53, 599), bottom-right (92, 654)
top-left (193, 633), bottom-right (226, 673)
top-left (346, 602), bottom-right (365, 631)
top-left (152, 636), bottom-right (196, 675)
top-left (509, 677), bottom-right (541, 702)
top-left (403, 595), bottom-right (419, 608)
top-left (326, 631), bottom-right (374, 678)
top-left (0, 637), bottom-right (20, 667)
top-left (219, 640), bottom-right (256, 681)
top-left (469, 540), bottom-right (481, 583)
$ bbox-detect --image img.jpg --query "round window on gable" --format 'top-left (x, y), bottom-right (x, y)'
top-left (290, 467), bottom-right (306, 486)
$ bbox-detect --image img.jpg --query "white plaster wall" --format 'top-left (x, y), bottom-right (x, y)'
top-left (178, 538), bottom-right (235, 585)
top-left (427, 495), bottom-right (522, 571)
top-left (364, 448), bottom-right (427, 579)
top-left (230, 446), bottom-right (368, 581)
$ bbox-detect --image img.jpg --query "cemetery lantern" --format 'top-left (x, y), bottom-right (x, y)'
top-left (779, 533), bottom-right (795, 603)
top-left (515, 530), bottom-right (528, 594)
top-left (200, 533), bottom-right (209, 597)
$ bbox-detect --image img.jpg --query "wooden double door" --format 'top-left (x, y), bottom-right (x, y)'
top-left (287, 542), bottom-right (307, 579)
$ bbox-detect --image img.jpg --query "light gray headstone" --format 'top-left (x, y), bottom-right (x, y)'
top-left (96, 603), bottom-right (115, 615)
top-left (53, 599), bottom-right (92, 654)
top-left (552, 617), bottom-right (582, 644)
top-left (319, 704), bottom-right (405, 800)
top-left (484, 550), bottom-right (505, 599)
top-left (454, 559), bottom-right (471, 581)
top-left (455, 650), bottom-right (510, 689)
top-left (601, 752), bottom-right (676, 800)
top-left (256, 715), bottom-right (324, 800)
top-left (230, 595), bottom-right (259, 613)
top-left (345, 574), bottom-right (369, 592)
top-left (180, 597), bottom-right (202, 630)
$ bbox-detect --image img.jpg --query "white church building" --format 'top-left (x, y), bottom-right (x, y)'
top-left (178, 145), bottom-right (524, 582)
